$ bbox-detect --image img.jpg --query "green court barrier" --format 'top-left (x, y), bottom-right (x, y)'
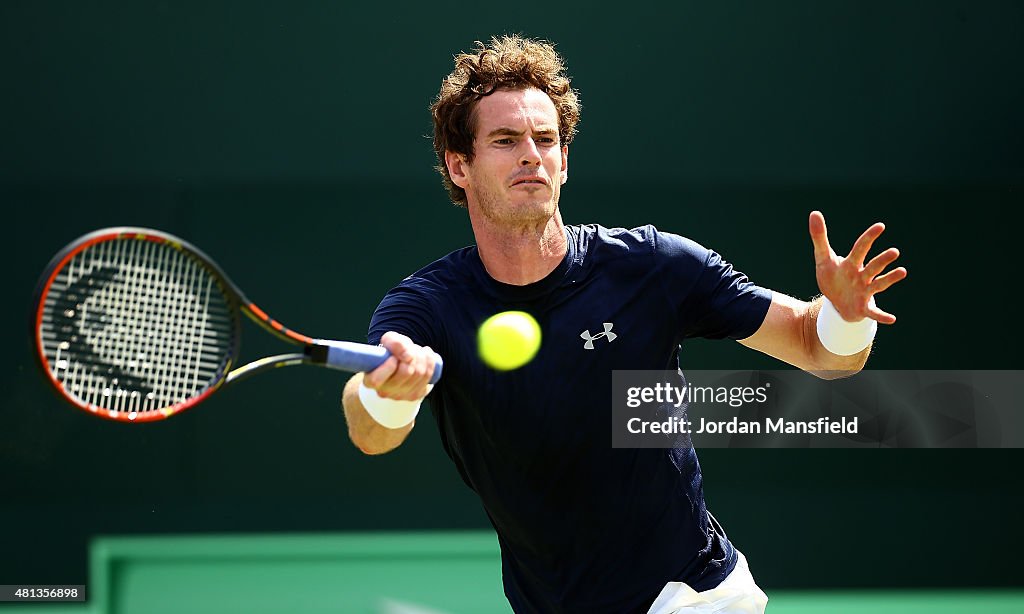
top-left (3, 532), bottom-right (1023, 613)
top-left (91, 532), bottom-right (507, 614)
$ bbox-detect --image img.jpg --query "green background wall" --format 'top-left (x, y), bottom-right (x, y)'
top-left (2, 0), bottom-right (1021, 595)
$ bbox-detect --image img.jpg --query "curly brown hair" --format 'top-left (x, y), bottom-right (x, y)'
top-left (431, 35), bottom-right (581, 207)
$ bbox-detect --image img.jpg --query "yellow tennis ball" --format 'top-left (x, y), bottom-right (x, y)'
top-left (478, 311), bottom-right (542, 371)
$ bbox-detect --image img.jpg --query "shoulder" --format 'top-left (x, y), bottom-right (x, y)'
top-left (385, 246), bottom-right (477, 298)
top-left (574, 223), bottom-right (710, 266)
top-left (369, 249), bottom-right (476, 348)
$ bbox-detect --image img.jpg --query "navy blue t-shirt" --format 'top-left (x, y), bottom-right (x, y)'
top-left (368, 224), bottom-right (772, 613)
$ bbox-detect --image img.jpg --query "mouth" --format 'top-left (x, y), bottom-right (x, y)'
top-left (511, 177), bottom-right (550, 187)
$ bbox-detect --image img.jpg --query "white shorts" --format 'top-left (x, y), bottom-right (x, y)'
top-left (646, 552), bottom-right (769, 614)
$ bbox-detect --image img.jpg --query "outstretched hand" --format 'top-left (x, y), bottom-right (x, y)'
top-left (809, 211), bottom-right (907, 324)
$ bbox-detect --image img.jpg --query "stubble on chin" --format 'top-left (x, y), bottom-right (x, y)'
top-left (475, 185), bottom-right (561, 229)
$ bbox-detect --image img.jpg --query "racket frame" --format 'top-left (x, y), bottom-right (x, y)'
top-left (33, 227), bottom-right (334, 422)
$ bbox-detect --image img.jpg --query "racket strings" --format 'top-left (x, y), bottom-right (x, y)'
top-left (40, 237), bottom-right (236, 415)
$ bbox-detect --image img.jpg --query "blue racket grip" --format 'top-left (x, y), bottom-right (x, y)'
top-left (315, 340), bottom-right (443, 384)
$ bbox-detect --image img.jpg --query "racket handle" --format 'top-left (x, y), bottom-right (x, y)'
top-left (314, 340), bottom-right (443, 384)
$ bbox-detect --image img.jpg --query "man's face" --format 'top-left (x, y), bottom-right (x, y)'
top-left (448, 87), bottom-right (568, 226)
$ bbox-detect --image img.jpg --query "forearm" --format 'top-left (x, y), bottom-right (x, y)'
top-left (342, 373), bottom-right (414, 455)
top-left (740, 293), bottom-right (870, 379)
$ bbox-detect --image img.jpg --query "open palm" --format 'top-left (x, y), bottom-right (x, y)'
top-left (809, 211), bottom-right (907, 324)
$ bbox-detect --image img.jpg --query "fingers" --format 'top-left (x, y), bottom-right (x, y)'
top-left (862, 247), bottom-right (900, 280)
top-left (808, 211), bottom-right (834, 265)
top-left (848, 222), bottom-right (886, 266)
top-left (866, 302), bottom-right (897, 325)
top-left (362, 356), bottom-right (398, 390)
top-left (388, 349), bottom-right (436, 399)
top-left (863, 266), bottom-right (906, 325)
top-left (365, 332), bottom-right (435, 401)
top-left (870, 267), bottom-right (908, 294)
top-left (380, 331), bottom-right (415, 362)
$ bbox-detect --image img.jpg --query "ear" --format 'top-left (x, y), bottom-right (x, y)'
top-left (560, 145), bottom-right (569, 185)
top-left (445, 150), bottom-right (470, 189)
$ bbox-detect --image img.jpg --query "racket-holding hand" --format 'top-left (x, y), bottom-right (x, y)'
top-left (345, 332), bottom-right (436, 450)
top-left (362, 332), bottom-right (437, 402)
top-left (809, 211), bottom-right (907, 324)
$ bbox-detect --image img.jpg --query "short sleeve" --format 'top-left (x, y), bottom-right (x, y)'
top-left (367, 277), bottom-right (442, 349)
top-left (654, 229), bottom-right (772, 340)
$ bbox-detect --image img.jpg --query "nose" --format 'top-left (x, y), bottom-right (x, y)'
top-left (519, 138), bottom-right (542, 166)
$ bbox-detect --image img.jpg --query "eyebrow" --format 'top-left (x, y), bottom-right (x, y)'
top-left (485, 127), bottom-right (559, 138)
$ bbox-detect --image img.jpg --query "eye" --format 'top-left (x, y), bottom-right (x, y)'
top-left (494, 138), bottom-right (514, 145)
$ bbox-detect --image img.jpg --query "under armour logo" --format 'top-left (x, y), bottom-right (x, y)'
top-left (581, 323), bottom-right (617, 349)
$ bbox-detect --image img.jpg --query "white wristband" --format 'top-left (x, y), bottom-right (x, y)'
top-left (358, 382), bottom-right (423, 429)
top-left (816, 297), bottom-right (877, 356)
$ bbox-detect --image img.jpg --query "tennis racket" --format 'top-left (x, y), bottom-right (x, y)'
top-left (31, 227), bottom-right (442, 423)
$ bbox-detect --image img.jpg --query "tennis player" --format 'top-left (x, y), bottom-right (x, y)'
top-left (342, 36), bottom-right (906, 613)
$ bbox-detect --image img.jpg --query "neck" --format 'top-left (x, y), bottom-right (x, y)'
top-left (469, 209), bottom-right (568, 286)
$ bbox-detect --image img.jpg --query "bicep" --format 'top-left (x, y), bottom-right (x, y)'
top-left (738, 291), bottom-right (815, 370)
